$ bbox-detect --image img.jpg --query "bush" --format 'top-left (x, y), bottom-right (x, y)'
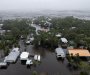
top-left (32, 71), bottom-right (38, 75)
top-left (80, 71), bottom-right (89, 75)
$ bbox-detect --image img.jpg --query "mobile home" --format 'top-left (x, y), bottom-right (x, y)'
top-left (4, 48), bottom-right (20, 63)
top-left (20, 52), bottom-right (29, 64)
top-left (55, 48), bottom-right (65, 58)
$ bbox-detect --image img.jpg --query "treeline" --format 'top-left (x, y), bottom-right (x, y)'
top-left (34, 31), bottom-right (58, 50)
top-left (51, 16), bottom-right (90, 49)
top-left (0, 16), bottom-right (90, 55)
top-left (33, 16), bottom-right (90, 50)
top-left (0, 19), bottom-right (35, 56)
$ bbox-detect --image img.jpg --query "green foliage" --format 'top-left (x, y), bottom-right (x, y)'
top-left (80, 71), bottom-right (89, 75)
top-left (4, 46), bottom-right (10, 56)
top-left (32, 71), bottom-right (38, 75)
top-left (34, 31), bottom-right (58, 50)
top-left (79, 61), bottom-right (90, 71)
top-left (0, 19), bottom-right (33, 55)
top-left (67, 54), bottom-right (81, 70)
top-left (50, 17), bottom-right (90, 48)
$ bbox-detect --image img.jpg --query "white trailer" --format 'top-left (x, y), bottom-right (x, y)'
top-left (20, 52), bottom-right (29, 61)
top-left (55, 48), bottom-right (65, 58)
top-left (4, 48), bottom-right (20, 63)
top-left (20, 52), bottom-right (29, 64)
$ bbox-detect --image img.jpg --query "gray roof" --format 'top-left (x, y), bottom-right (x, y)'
top-left (4, 50), bottom-right (20, 63)
top-left (55, 48), bottom-right (65, 54)
top-left (55, 48), bottom-right (66, 57)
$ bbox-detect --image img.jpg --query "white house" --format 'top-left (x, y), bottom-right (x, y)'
top-left (61, 38), bottom-right (68, 43)
top-left (60, 38), bottom-right (68, 48)
top-left (56, 34), bottom-right (61, 38)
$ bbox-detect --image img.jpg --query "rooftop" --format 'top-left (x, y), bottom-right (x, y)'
top-left (20, 52), bottom-right (29, 59)
top-left (68, 49), bottom-right (90, 57)
top-left (61, 38), bottom-right (68, 43)
top-left (55, 48), bottom-right (65, 54)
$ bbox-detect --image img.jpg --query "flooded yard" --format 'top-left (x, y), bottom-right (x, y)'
top-left (0, 40), bottom-right (77, 75)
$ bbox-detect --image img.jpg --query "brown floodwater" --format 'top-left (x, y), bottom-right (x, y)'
top-left (0, 40), bottom-right (74, 75)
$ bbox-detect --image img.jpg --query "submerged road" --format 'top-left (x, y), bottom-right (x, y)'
top-left (0, 40), bottom-right (74, 75)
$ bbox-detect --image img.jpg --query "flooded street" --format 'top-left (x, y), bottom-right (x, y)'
top-left (0, 40), bottom-right (73, 75)
top-left (31, 24), bottom-right (42, 35)
top-left (0, 23), bottom-right (78, 75)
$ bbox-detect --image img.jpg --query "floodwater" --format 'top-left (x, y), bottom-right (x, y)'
top-left (0, 23), bottom-right (78, 75)
top-left (31, 24), bottom-right (41, 35)
top-left (30, 24), bottom-right (50, 35)
top-left (0, 40), bottom-right (74, 75)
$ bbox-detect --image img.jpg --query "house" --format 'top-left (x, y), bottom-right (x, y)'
top-left (60, 38), bottom-right (68, 48)
top-left (0, 24), bottom-right (3, 29)
top-left (0, 30), bottom-right (11, 35)
top-left (0, 30), bottom-right (5, 35)
top-left (56, 33), bottom-right (61, 38)
top-left (61, 38), bottom-right (68, 43)
top-left (68, 49), bottom-right (90, 57)
top-left (55, 48), bottom-right (66, 58)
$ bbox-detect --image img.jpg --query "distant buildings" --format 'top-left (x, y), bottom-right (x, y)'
top-left (0, 23), bottom-right (11, 35)
top-left (0, 24), bottom-right (3, 29)
top-left (0, 30), bottom-right (5, 35)
top-left (56, 33), bottom-right (61, 38)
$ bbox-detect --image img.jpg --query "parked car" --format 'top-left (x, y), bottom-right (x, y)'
top-left (26, 59), bottom-right (33, 66)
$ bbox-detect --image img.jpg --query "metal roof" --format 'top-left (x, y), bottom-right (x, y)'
top-left (55, 48), bottom-right (66, 58)
top-left (69, 49), bottom-right (90, 57)
top-left (20, 52), bottom-right (29, 59)
top-left (61, 38), bottom-right (68, 43)
top-left (55, 48), bottom-right (65, 54)
top-left (4, 48), bottom-right (20, 63)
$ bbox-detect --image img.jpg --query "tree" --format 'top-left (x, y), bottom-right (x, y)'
top-left (79, 62), bottom-right (90, 75)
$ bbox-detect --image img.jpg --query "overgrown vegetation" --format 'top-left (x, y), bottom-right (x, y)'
top-left (33, 16), bottom-right (90, 51)
top-left (0, 19), bottom-right (35, 56)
